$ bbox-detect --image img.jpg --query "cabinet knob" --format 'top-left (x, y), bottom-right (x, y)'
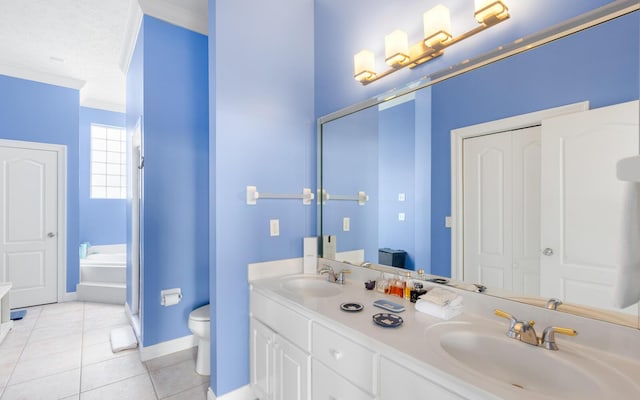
top-left (542, 247), bottom-right (554, 256)
top-left (329, 348), bottom-right (343, 361)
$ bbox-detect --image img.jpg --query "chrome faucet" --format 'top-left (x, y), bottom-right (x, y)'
top-left (545, 298), bottom-right (563, 310)
top-left (495, 309), bottom-right (539, 346)
top-left (318, 265), bottom-right (336, 282)
top-left (494, 309), bottom-right (577, 350)
top-left (318, 265), bottom-right (350, 284)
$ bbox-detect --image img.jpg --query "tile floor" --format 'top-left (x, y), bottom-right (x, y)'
top-left (0, 302), bottom-right (209, 400)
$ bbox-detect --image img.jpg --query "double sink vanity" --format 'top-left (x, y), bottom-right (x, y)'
top-left (249, 262), bottom-right (640, 400)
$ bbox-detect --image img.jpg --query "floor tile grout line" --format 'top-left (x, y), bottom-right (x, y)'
top-left (79, 371), bottom-right (150, 396)
top-left (0, 305), bottom-right (42, 398)
top-left (79, 301), bottom-right (86, 398)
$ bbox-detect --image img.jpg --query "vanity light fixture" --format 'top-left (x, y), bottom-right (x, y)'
top-left (353, 1), bottom-right (510, 85)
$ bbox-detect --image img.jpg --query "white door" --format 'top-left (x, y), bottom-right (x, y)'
top-left (463, 130), bottom-right (513, 290)
top-left (540, 100), bottom-right (639, 313)
top-left (462, 126), bottom-right (541, 293)
top-left (0, 145), bottom-right (58, 308)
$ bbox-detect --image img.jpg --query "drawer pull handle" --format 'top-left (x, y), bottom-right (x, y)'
top-left (329, 348), bottom-right (343, 360)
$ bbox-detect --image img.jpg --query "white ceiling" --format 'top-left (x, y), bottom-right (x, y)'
top-left (0, 0), bottom-right (207, 113)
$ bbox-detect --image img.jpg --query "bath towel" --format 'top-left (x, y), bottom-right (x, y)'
top-left (613, 181), bottom-right (640, 308)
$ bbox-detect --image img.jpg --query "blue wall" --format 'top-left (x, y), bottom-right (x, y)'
top-left (430, 11), bottom-right (640, 277)
top-left (79, 107), bottom-right (126, 245)
top-left (126, 16), bottom-right (209, 347)
top-left (314, 0), bottom-right (615, 118)
top-left (322, 106), bottom-right (379, 259)
top-left (0, 75), bottom-right (80, 293)
top-left (378, 100), bottom-right (416, 269)
top-left (209, 0), bottom-right (315, 395)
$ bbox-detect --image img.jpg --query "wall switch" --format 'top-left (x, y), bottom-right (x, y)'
top-left (398, 212), bottom-right (405, 221)
top-left (398, 193), bottom-right (405, 202)
top-left (445, 216), bottom-right (452, 228)
top-left (342, 217), bottom-right (350, 232)
top-left (270, 219), bottom-right (280, 237)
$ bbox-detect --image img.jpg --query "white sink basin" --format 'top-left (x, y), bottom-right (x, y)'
top-left (440, 330), bottom-right (600, 398)
top-left (426, 322), bottom-right (640, 399)
top-left (280, 275), bottom-right (342, 298)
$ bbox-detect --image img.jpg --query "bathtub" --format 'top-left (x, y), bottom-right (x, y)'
top-left (81, 244), bottom-right (126, 266)
top-left (78, 244), bottom-right (126, 304)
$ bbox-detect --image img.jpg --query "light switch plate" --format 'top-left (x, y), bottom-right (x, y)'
top-left (398, 193), bottom-right (405, 202)
top-left (343, 217), bottom-right (350, 232)
top-left (270, 219), bottom-right (280, 236)
top-left (445, 216), bottom-right (452, 228)
top-left (398, 212), bottom-right (405, 221)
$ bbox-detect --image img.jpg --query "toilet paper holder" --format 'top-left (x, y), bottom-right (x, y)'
top-left (160, 288), bottom-right (182, 306)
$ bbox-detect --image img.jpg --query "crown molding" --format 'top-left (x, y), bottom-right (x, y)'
top-left (0, 62), bottom-right (85, 90)
top-left (119, 0), bottom-right (144, 75)
top-left (80, 98), bottom-right (126, 114)
top-left (138, 0), bottom-right (208, 36)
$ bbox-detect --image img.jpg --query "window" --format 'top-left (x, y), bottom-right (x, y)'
top-left (91, 124), bottom-right (126, 199)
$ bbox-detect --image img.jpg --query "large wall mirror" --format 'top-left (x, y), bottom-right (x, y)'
top-left (319, 5), bottom-right (640, 328)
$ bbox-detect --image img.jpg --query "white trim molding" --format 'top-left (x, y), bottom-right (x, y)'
top-left (208, 385), bottom-right (255, 400)
top-left (0, 63), bottom-right (85, 91)
top-left (139, 334), bottom-right (197, 362)
top-left (120, 0), bottom-right (144, 75)
top-left (138, 0), bottom-right (208, 36)
top-left (449, 101), bottom-right (590, 281)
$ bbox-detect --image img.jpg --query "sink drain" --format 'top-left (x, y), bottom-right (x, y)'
top-left (511, 383), bottom-right (525, 390)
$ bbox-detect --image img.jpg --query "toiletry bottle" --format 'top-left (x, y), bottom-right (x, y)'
top-left (404, 272), bottom-right (413, 300)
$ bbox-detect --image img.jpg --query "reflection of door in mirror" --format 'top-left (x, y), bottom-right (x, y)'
top-left (540, 100), bottom-right (639, 315)
top-left (461, 100), bottom-right (640, 315)
top-left (462, 125), bottom-right (541, 296)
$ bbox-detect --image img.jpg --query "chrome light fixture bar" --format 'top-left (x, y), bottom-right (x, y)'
top-left (354, 1), bottom-right (510, 85)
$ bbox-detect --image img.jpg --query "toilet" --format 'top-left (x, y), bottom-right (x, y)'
top-left (188, 304), bottom-right (211, 375)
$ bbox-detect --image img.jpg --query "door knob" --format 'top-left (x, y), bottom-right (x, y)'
top-left (47, 232), bottom-right (56, 238)
top-left (542, 248), bottom-right (554, 256)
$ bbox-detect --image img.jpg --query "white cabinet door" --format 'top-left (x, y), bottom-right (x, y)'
top-left (378, 357), bottom-right (466, 400)
top-left (274, 336), bottom-right (309, 400)
top-left (251, 318), bottom-right (275, 400)
top-left (541, 100), bottom-right (639, 313)
top-left (311, 359), bottom-right (374, 400)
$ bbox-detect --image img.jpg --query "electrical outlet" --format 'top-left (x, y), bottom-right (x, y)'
top-left (343, 217), bottom-right (350, 232)
top-left (398, 212), bottom-right (405, 221)
top-left (445, 216), bottom-right (452, 228)
top-left (398, 193), bottom-right (405, 201)
top-left (270, 219), bottom-right (280, 236)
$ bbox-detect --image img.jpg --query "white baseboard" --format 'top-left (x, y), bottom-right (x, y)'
top-left (124, 303), bottom-right (141, 340)
top-left (139, 334), bottom-right (197, 362)
top-left (62, 292), bottom-right (78, 302)
top-left (208, 385), bottom-right (255, 400)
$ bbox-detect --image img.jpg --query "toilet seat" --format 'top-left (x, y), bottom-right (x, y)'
top-left (190, 304), bottom-right (210, 321)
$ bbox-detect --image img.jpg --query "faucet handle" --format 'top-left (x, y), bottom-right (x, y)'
top-left (336, 269), bottom-right (351, 284)
top-left (494, 309), bottom-right (522, 339)
top-left (541, 326), bottom-right (577, 351)
top-left (494, 309), bottom-right (518, 323)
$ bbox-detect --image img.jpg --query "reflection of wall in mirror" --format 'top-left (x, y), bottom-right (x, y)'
top-left (322, 106), bottom-right (379, 259)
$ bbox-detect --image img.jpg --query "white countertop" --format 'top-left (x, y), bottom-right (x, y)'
top-left (251, 270), bottom-right (640, 400)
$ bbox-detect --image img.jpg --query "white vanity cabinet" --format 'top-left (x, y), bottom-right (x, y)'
top-left (250, 284), bottom-right (470, 400)
top-left (250, 291), bottom-right (311, 400)
top-left (378, 357), bottom-right (466, 400)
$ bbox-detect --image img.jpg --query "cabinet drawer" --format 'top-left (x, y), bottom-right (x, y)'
top-left (311, 322), bottom-right (375, 393)
top-left (378, 357), bottom-right (466, 400)
top-left (251, 291), bottom-right (310, 351)
top-left (312, 359), bottom-right (374, 400)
